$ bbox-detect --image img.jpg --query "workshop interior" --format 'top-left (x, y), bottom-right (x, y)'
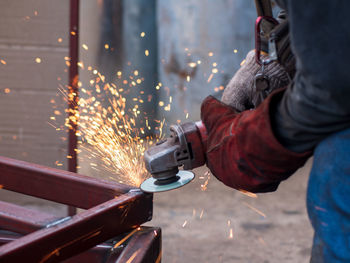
top-left (1, 0), bottom-right (344, 262)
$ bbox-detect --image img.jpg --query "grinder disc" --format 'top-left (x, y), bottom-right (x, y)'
top-left (140, 170), bottom-right (195, 193)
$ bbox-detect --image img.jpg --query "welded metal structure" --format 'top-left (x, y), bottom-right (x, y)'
top-left (0, 156), bottom-right (161, 262)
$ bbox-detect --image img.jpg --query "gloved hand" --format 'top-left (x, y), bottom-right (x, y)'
top-left (221, 50), bottom-right (290, 112)
top-left (201, 88), bottom-right (312, 193)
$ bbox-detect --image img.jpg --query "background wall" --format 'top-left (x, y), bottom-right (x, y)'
top-left (79, 0), bottom-right (257, 128)
top-left (0, 0), bottom-right (69, 168)
top-left (0, 0), bottom-right (70, 216)
top-left (157, 0), bottom-right (256, 124)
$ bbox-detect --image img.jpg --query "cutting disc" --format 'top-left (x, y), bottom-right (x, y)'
top-left (140, 170), bottom-right (195, 193)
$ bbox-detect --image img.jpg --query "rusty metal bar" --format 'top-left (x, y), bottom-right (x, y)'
top-left (0, 232), bottom-right (124, 262)
top-left (0, 227), bottom-right (160, 263)
top-left (0, 201), bottom-right (58, 235)
top-left (0, 191), bottom-right (152, 263)
top-left (68, 0), bottom-right (80, 217)
top-left (0, 231), bottom-right (22, 246)
top-left (63, 244), bottom-right (123, 263)
top-left (0, 156), bottom-right (132, 209)
top-left (68, 0), bottom-right (79, 174)
top-left (116, 227), bottom-right (162, 263)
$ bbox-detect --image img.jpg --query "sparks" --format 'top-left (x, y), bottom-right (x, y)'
top-left (229, 228), bottom-right (233, 239)
top-left (188, 62), bottom-right (197, 68)
top-left (207, 73), bottom-right (214, 83)
top-left (60, 71), bottom-right (163, 186)
top-left (238, 189), bottom-right (258, 198)
top-left (199, 210), bottom-right (204, 219)
top-left (54, 56), bottom-right (165, 187)
top-left (242, 202), bottom-right (266, 218)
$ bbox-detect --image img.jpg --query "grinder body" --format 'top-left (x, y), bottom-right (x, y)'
top-left (141, 121), bottom-right (207, 192)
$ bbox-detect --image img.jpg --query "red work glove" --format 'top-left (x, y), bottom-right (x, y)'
top-left (201, 88), bottom-right (312, 193)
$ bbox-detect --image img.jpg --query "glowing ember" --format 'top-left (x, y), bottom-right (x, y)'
top-left (229, 228), bottom-right (233, 239)
top-left (207, 73), bottom-right (214, 83)
top-left (238, 189), bottom-right (257, 198)
top-left (199, 209), bottom-right (204, 219)
top-left (258, 236), bottom-right (267, 246)
top-left (242, 202), bottom-right (266, 218)
top-left (200, 170), bottom-right (211, 191)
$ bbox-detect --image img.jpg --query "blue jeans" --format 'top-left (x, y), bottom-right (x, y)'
top-left (307, 128), bottom-right (350, 262)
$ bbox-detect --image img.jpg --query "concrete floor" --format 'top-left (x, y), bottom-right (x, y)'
top-left (0, 158), bottom-right (314, 262)
top-left (148, 158), bottom-right (314, 263)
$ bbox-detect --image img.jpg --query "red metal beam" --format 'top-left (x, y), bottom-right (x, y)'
top-left (68, 0), bottom-right (79, 174)
top-left (116, 227), bottom-right (162, 263)
top-left (0, 232), bottom-right (124, 262)
top-left (0, 201), bottom-right (58, 235)
top-left (68, 0), bottom-right (80, 217)
top-left (0, 232), bottom-right (22, 246)
top-left (0, 156), bottom-right (132, 209)
top-left (0, 227), bottom-right (161, 263)
top-left (0, 191), bottom-right (153, 263)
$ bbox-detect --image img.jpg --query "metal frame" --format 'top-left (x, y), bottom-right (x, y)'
top-left (0, 156), bottom-right (160, 262)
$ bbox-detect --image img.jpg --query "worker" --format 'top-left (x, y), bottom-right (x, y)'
top-left (201, 0), bottom-right (350, 261)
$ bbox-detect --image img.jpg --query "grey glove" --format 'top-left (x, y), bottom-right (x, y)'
top-left (221, 50), bottom-right (290, 112)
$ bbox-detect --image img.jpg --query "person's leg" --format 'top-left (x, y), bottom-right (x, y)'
top-left (307, 128), bottom-right (350, 262)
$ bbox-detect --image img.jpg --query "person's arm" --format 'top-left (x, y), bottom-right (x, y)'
top-left (201, 88), bottom-right (312, 193)
top-left (273, 0), bottom-right (350, 152)
top-left (200, 1), bottom-right (350, 193)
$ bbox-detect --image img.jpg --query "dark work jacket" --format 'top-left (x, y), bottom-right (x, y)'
top-left (272, 0), bottom-right (350, 152)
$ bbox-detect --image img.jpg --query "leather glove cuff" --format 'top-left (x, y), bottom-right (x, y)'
top-left (201, 88), bottom-right (312, 193)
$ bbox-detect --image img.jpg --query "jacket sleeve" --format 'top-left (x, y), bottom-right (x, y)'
top-left (272, 0), bottom-right (350, 152)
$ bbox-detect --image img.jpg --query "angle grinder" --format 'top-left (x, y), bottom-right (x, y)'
top-left (140, 121), bottom-right (207, 193)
